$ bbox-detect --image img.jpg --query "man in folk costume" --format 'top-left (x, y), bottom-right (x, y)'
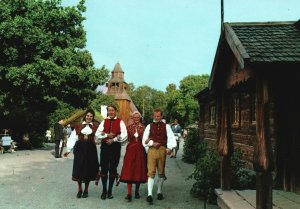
top-left (142, 108), bottom-right (176, 204)
top-left (95, 104), bottom-right (127, 200)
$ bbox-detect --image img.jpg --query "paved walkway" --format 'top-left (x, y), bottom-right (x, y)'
top-left (216, 188), bottom-right (300, 209)
top-left (0, 139), bottom-right (219, 209)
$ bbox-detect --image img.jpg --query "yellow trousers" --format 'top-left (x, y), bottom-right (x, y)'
top-left (147, 146), bottom-right (166, 178)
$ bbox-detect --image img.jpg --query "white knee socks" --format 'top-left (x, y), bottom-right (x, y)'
top-left (157, 177), bottom-right (164, 194)
top-left (148, 177), bottom-right (154, 196)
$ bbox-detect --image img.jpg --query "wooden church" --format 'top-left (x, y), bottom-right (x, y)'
top-left (106, 62), bottom-right (138, 125)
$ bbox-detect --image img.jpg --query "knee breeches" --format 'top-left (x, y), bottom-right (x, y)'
top-left (147, 146), bottom-right (166, 178)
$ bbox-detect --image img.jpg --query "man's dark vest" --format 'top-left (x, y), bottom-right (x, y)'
top-left (149, 122), bottom-right (167, 146)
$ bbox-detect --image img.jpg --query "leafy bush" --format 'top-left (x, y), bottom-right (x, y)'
top-left (231, 148), bottom-right (256, 190)
top-left (187, 143), bottom-right (256, 205)
top-left (188, 147), bottom-right (220, 204)
top-left (182, 128), bottom-right (202, 163)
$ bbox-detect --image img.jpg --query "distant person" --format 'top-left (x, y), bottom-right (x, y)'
top-left (120, 111), bottom-right (147, 202)
top-left (22, 132), bottom-right (32, 150)
top-left (54, 119), bottom-right (64, 158)
top-left (171, 119), bottom-right (182, 158)
top-left (95, 104), bottom-right (128, 200)
top-left (46, 130), bottom-right (51, 141)
top-left (64, 109), bottom-right (99, 198)
top-left (142, 108), bottom-right (176, 205)
top-left (66, 124), bottom-right (72, 138)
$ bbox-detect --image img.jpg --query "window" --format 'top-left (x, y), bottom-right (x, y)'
top-left (250, 93), bottom-right (256, 124)
top-left (232, 95), bottom-right (240, 127)
top-left (209, 103), bottom-right (216, 125)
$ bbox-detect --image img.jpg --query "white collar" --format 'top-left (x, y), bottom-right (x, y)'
top-left (82, 121), bottom-right (93, 125)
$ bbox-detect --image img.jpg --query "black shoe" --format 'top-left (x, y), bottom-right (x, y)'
top-left (76, 191), bottom-right (82, 198)
top-left (157, 193), bottom-right (164, 200)
top-left (125, 194), bottom-right (132, 202)
top-left (107, 193), bottom-right (114, 199)
top-left (134, 192), bottom-right (140, 199)
top-left (146, 195), bottom-right (153, 204)
top-left (82, 192), bottom-right (88, 198)
top-left (101, 192), bottom-right (107, 200)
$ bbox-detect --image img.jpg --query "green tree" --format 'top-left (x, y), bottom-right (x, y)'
top-left (129, 85), bottom-right (166, 124)
top-left (89, 92), bottom-right (118, 113)
top-left (164, 83), bottom-right (182, 123)
top-left (0, 0), bottom-right (109, 146)
top-left (178, 74), bottom-right (209, 127)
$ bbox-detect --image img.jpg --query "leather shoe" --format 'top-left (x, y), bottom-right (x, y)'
top-left (146, 195), bottom-right (153, 204)
top-left (76, 191), bottom-right (82, 198)
top-left (134, 192), bottom-right (140, 199)
top-left (157, 193), bottom-right (164, 200)
top-left (101, 192), bottom-right (107, 200)
top-left (107, 193), bottom-right (114, 199)
top-left (125, 194), bottom-right (132, 202)
top-left (82, 192), bottom-right (88, 198)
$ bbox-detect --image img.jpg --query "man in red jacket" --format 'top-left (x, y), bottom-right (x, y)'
top-left (95, 104), bottom-right (127, 200)
top-left (142, 108), bottom-right (176, 204)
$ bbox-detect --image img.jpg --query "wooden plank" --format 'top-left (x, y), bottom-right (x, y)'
top-left (224, 24), bottom-right (250, 69)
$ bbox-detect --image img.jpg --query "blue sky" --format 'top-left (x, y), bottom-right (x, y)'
top-left (63, 0), bottom-right (299, 91)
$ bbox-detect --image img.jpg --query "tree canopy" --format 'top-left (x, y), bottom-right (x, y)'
top-left (0, 0), bottom-right (108, 146)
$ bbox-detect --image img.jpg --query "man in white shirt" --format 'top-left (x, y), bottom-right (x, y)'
top-left (95, 104), bottom-right (127, 200)
top-left (142, 108), bottom-right (176, 204)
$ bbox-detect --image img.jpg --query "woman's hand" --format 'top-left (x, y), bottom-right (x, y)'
top-left (107, 133), bottom-right (116, 139)
top-left (106, 138), bottom-right (114, 145)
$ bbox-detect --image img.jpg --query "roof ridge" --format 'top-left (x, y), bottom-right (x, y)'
top-left (226, 21), bottom-right (296, 26)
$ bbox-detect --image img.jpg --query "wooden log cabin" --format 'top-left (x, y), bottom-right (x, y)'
top-left (196, 20), bottom-right (300, 209)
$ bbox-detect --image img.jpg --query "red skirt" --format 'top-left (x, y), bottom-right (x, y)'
top-left (120, 141), bottom-right (147, 184)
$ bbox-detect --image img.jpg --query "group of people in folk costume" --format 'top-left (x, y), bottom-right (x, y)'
top-left (62, 104), bottom-right (177, 205)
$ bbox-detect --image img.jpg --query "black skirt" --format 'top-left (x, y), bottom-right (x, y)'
top-left (72, 139), bottom-right (99, 182)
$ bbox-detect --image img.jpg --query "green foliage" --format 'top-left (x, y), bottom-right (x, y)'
top-left (187, 141), bottom-right (256, 205)
top-left (89, 93), bottom-right (117, 112)
top-left (129, 85), bottom-right (166, 124)
top-left (182, 128), bottom-right (202, 163)
top-left (178, 74), bottom-right (209, 127)
top-left (48, 101), bottom-right (76, 128)
top-left (231, 149), bottom-right (256, 190)
top-left (0, 0), bottom-right (109, 146)
top-left (188, 147), bottom-right (220, 204)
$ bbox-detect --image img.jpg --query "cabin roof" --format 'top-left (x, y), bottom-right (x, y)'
top-left (208, 20), bottom-right (300, 89)
top-left (227, 21), bottom-right (300, 63)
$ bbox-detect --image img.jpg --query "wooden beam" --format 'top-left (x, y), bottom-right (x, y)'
top-left (224, 24), bottom-right (250, 69)
top-left (254, 78), bottom-right (274, 209)
top-left (218, 92), bottom-right (233, 190)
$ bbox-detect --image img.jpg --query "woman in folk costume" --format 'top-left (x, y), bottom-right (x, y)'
top-left (120, 111), bottom-right (147, 202)
top-left (64, 109), bottom-right (99, 198)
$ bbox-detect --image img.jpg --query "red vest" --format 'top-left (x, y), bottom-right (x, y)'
top-left (103, 118), bottom-right (121, 135)
top-left (149, 122), bottom-right (167, 146)
top-left (75, 124), bottom-right (98, 141)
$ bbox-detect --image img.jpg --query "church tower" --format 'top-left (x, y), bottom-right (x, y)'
top-left (106, 62), bottom-right (129, 94)
top-left (106, 63), bottom-right (138, 125)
